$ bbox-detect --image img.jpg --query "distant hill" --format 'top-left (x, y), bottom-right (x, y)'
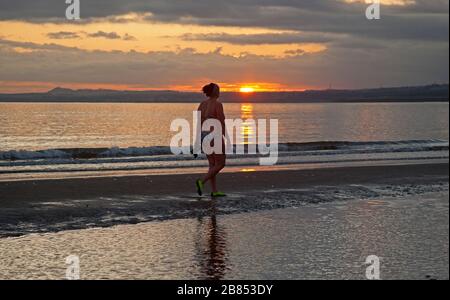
top-left (0, 84), bottom-right (448, 103)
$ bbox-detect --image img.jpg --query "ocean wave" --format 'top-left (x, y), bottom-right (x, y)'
top-left (0, 140), bottom-right (448, 162)
top-left (0, 146), bottom-right (174, 161)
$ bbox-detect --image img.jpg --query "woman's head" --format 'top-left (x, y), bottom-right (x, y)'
top-left (202, 83), bottom-right (220, 98)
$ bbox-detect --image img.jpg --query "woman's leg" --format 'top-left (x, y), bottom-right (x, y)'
top-left (210, 176), bottom-right (218, 193)
top-left (200, 139), bottom-right (226, 194)
top-left (211, 154), bottom-right (226, 192)
top-left (214, 154), bottom-right (226, 174)
top-left (205, 154), bottom-right (215, 178)
top-left (208, 153), bottom-right (218, 193)
top-left (210, 154), bottom-right (227, 193)
top-left (202, 154), bottom-right (226, 186)
top-left (203, 154), bottom-right (216, 184)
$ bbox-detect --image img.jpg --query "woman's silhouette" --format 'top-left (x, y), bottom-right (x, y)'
top-left (196, 83), bottom-right (227, 197)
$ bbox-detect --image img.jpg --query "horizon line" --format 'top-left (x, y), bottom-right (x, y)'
top-left (1, 83), bottom-right (448, 95)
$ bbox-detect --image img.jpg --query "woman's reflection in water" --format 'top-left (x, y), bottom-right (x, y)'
top-left (194, 199), bottom-right (229, 280)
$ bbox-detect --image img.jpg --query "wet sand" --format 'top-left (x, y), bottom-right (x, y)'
top-left (0, 162), bottom-right (448, 279)
top-left (0, 191), bottom-right (448, 280)
top-left (0, 163), bottom-right (448, 238)
top-left (1, 163), bottom-right (448, 206)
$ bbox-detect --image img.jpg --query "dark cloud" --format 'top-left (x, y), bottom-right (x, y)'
top-left (0, 1), bottom-right (448, 42)
top-left (0, 38), bottom-right (79, 51)
top-left (122, 33), bottom-right (137, 41)
top-left (179, 32), bottom-right (334, 45)
top-left (47, 31), bottom-right (81, 39)
top-left (46, 30), bottom-right (138, 41)
top-left (87, 31), bottom-right (122, 39)
top-left (0, 37), bottom-right (447, 89)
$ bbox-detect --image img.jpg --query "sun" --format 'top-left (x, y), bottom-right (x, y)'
top-left (240, 87), bottom-right (255, 93)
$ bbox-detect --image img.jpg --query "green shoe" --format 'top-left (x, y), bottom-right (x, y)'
top-left (211, 192), bottom-right (227, 197)
top-left (196, 179), bottom-right (204, 196)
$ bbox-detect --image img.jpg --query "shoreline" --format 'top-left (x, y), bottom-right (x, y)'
top-left (0, 163), bottom-right (448, 205)
top-left (1, 157), bottom-right (448, 182)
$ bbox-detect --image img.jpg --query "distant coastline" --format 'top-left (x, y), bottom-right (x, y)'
top-left (0, 84), bottom-right (448, 103)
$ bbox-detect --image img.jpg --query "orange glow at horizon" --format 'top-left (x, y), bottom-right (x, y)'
top-left (240, 87), bottom-right (255, 93)
top-left (0, 81), bottom-right (313, 93)
top-left (220, 82), bottom-right (308, 93)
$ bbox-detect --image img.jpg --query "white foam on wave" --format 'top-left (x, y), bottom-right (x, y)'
top-left (0, 140), bottom-right (448, 175)
top-left (1, 140), bottom-right (448, 161)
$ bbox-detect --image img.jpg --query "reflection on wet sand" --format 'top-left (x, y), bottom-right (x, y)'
top-left (0, 190), bottom-right (447, 279)
top-left (194, 200), bottom-right (229, 280)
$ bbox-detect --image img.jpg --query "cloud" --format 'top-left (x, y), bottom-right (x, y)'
top-left (0, 1), bottom-right (447, 90)
top-left (0, 1), bottom-right (448, 42)
top-left (0, 36), bottom-right (447, 90)
top-left (0, 38), bottom-right (79, 51)
top-left (46, 30), bottom-right (138, 41)
top-left (179, 32), bottom-right (334, 45)
top-left (47, 31), bottom-right (81, 39)
top-left (86, 31), bottom-right (137, 41)
top-left (122, 33), bottom-right (137, 41)
top-left (87, 31), bottom-right (121, 39)
top-left (284, 49), bottom-right (306, 57)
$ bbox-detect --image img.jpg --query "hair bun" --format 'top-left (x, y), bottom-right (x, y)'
top-left (202, 83), bottom-right (219, 97)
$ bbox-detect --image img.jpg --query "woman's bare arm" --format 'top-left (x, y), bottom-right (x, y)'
top-left (216, 102), bottom-right (226, 135)
top-left (197, 102), bottom-right (203, 114)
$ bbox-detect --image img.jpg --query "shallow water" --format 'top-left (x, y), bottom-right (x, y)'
top-left (0, 191), bottom-right (448, 280)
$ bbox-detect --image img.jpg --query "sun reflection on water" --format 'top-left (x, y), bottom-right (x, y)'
top-left (240, 104), bottom-right (256, 145)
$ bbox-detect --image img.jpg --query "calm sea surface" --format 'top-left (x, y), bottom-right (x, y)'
top-left (0, 102), bottom-right (448, 151)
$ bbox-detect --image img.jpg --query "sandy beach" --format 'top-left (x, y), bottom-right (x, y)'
top-left (0, 158), bottom-right (448, 280)
top-left (2, 163), bottom-right (448, 203)
top-left (0, 163), bottom-right (448, 236)
top-left (0, 162), bottom-right (448, 280)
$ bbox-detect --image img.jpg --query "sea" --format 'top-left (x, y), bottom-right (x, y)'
top-left (0, 102), bottom-right (448, 179)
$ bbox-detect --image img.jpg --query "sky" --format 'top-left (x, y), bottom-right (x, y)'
top-left (0, 0), bottom-right (448, 93)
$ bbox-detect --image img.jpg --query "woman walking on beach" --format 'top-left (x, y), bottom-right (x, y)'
top-left (196, 83), bottom-right (227, 197)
